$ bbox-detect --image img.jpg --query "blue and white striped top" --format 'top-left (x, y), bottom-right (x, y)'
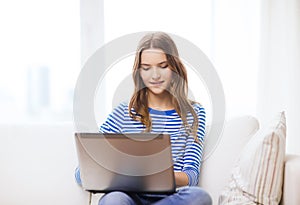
top-left (99, 102), bottom-right (206, 186)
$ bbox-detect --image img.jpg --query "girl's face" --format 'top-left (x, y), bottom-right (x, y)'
top-left (139, 49), bottom-right (173, 96)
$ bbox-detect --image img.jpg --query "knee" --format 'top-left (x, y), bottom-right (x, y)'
top-left (181, 186), bottom-right (212, 205)
top-left (192, 187), bottom-right (212, 205)
top-left (98, 191), bottom-right (133, 205)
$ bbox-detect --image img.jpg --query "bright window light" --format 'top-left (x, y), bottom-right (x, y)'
top-left (0, 0), bottom-right (80, 123)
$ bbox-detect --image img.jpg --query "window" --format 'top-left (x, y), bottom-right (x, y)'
top-left (0, 0), bottom-right (80, 123)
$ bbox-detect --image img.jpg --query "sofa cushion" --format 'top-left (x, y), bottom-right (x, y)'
top-left (0, 123), bottom-right (89, 205)
top-left (199, 115), bottom-right (259, 204)
top-left (219, 111), bottom-right (286, 205)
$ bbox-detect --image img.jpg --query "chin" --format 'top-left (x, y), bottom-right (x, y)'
top-left (148, 88), bottom-right (168, 95)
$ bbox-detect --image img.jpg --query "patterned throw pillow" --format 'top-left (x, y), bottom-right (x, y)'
top-left (219, 112), bottom-right (286, 205)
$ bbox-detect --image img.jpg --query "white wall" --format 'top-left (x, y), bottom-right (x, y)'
top-left (212, 0), bottom-right (261, 118)
top-left (257, 0), bottom-right (300, 155)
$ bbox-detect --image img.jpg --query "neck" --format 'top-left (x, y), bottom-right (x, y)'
top-left (147, 91), bottom-right (174, 110)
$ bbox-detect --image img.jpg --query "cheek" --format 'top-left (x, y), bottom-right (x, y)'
top-left (139, 71), bottom-right (149, 83)
top-left (163, 70), bottom-right (173, 81)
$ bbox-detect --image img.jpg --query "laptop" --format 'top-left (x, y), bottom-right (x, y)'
top-left (75, 133), bottom-right (176, 194)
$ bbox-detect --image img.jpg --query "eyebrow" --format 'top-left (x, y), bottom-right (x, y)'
top-left (140, 61), bottom-right (168, 66)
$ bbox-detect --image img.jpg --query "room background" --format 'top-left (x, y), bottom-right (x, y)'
top-left (0, 0), bottom-right (299, 155)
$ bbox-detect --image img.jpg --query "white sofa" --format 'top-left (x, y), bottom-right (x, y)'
top-left (0, 116), bottom-right (299, 205)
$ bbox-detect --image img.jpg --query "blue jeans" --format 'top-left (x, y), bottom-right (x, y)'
top-left (98, 186), bottom-right (212, 205)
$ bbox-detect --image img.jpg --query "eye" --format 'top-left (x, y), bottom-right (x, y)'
top-left (159, 63), bottom-right (168, 69)
top-left (141, 66), bottom-right (150, 71)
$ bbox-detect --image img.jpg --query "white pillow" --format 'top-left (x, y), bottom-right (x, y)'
top-left (219, 111), bottom-right (286, 205)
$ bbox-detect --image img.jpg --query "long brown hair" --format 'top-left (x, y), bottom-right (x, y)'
top-left (128, 32), bottom-right (199, 141)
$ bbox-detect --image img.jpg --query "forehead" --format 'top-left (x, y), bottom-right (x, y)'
top-left (140, 49), bottom-right (167, 64)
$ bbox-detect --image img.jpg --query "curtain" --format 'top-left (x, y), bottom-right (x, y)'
top-left (257, 0), bottom-right (300, 155)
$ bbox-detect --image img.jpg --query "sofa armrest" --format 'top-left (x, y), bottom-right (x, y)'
top-left (281, 155), bottom-right (300, 205)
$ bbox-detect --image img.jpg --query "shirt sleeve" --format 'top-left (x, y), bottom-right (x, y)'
top-left (99, 102), bottom-right (126, 133)
top-left (182, 105), bottom-right (206, 186)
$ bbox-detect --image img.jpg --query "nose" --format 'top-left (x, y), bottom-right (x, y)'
top-left (151, 68), bottom-right (161, 80)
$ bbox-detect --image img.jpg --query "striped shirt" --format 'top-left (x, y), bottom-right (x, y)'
top-left (99, 102), bottom-right (206, 186)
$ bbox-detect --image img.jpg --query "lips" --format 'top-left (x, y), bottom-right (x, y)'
top-left (149, 81), bottom-right (164, 86)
